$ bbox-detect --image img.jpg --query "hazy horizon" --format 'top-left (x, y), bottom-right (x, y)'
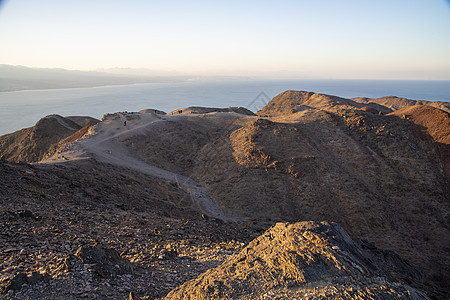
top-left (1, 1), bottom-right (450, 81)
top-left (3, 64), bottom-right (450, 82)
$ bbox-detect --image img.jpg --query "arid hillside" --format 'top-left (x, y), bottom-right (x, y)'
top-left (389, 105), bottom-right (450, 183)
top-left (352, 95), bottom-right (450, 113)
top-left (0, 159), bottom-right (256, 299)
top-left (258, 90), bottom-right (450, 116)
top-left (124, 93), bottom-right (449, 297)
top-left (0, 91), bottom-right (449, 298)
top-left (0, 115), bottom-right (99, 163)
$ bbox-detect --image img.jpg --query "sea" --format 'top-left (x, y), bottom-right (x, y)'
top-left (0, 79), bottom-right (449, 136)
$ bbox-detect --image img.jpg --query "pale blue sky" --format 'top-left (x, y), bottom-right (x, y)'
top-left (0, 0), bottom-right (449, 79)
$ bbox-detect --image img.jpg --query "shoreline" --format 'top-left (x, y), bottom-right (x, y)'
top-left (1, 80), bottom-right (450, 136)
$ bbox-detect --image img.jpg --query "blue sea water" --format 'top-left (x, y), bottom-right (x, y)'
top-left (0, 79), bottom-right (449, 136)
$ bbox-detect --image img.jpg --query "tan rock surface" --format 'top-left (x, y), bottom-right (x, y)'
top-left (166, 221), bottom-right (429, 299)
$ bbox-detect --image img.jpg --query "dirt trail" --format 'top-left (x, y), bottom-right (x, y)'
top-left (42, 112), bottom-right (227, 221)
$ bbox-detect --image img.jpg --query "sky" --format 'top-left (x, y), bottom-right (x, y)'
top-left (0, 0), bottom-right (449, 80)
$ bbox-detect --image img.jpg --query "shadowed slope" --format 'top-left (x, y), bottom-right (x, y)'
top-left (0, 115), bottom-right (101, 163)
top-left (0, 115), bottom-right (83, 162)
top-left (389, 105), bottom-right (450, 184)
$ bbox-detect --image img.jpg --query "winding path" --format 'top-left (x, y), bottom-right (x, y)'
top-left (44, 113), bottom-right (227, 221)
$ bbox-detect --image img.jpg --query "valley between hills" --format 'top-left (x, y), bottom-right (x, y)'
top-left (0, 90), bottom-right (449, 299)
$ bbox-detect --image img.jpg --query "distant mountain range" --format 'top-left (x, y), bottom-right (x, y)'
top-left (0, 65), bottom-right (188, 92)
top-left (0, 65), bottom-right (190, 92)
top-left (0, 65), bottom-right (252, 92)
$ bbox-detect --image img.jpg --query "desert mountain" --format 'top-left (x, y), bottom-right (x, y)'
top-left (125, 94), bottom-right (449, 297)
top-left (258, 90), bottom-right (450, 116)
top-left (0, 92), bottom-right (449, 298)
top-left (0, 115), bottom-right (99, 163)
top-left (166, 221), bottom-right (428, 299)
top-left (352, 96), bottom-right (450, 113)
top-left (257, 90), bottom-right (390, 115)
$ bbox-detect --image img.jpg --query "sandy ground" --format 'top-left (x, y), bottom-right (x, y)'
top-left (41, 112), bottom-right (227, 221)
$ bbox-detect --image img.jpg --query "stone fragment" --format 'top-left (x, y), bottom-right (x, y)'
top-left (75, 244), bottom-right (133, 278)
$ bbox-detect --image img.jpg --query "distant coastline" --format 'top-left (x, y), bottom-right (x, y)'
top-left (1, 79), bottom-right (449, 136)
top-left (0, 64), bottom-right (252, 92)
top-left (0, 82), bottom-right (167, 94)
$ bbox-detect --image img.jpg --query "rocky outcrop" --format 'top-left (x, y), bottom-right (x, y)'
top-left (166, 221), bottom-right (429, 299)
